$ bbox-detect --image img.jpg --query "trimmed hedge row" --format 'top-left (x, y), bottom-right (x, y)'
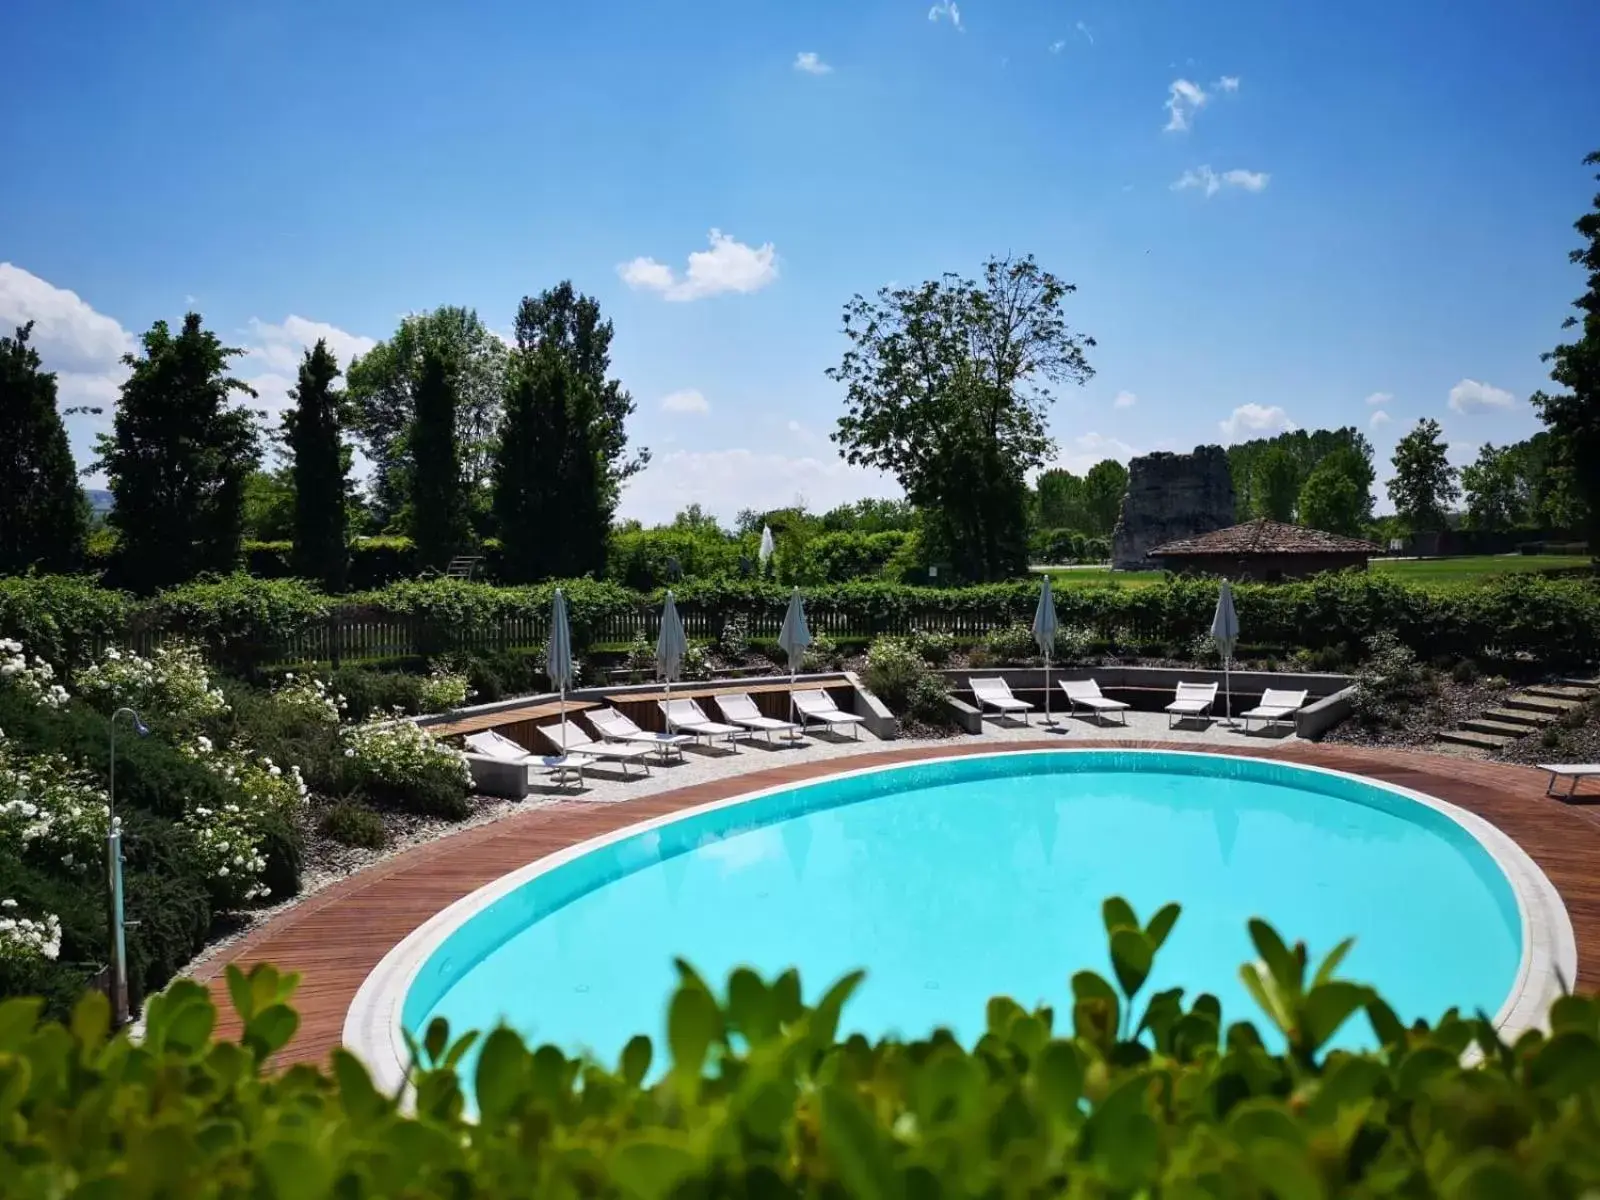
top-left (4, 569), bottom-right (1598, 676)
top-left (7, 902), bottom-right (1600, 1194)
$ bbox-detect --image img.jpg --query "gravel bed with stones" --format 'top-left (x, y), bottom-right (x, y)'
top-left (1320, 678), bottom-right (1512, 750)
top-left (1495, 699), bottom-right (1600, 768)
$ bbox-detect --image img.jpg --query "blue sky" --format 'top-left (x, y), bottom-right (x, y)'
top-left (3, 0), bottom-right (1597, 520)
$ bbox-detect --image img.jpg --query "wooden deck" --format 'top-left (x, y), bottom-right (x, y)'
top-left (192, 742), bottom-right (1600, 1066)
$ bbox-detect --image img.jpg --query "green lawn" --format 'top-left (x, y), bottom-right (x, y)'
top-left (1371, 554), bottom-right (1589, 584)
top-left (1034, 554), bottom-right (1588, 589)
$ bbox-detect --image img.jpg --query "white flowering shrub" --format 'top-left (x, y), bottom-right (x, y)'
top-left (183, 737), bottom-right (308, 818)
top-left (417, 665), bottom-right (473, 713)
top-left (0, 638), bottom-right (70, 709)
top-left (75, 643), bottom-right (229, 726)
top-left (270, 672), bottom-right (344, 726)
top-left (0, 899), bottom-right (62, 963)
top-left (180, 802), bottom-right (272, 907)
top-left (342, 713), bottom-right (471, 818)
top-left (0, 733), bottom-right (108, 870)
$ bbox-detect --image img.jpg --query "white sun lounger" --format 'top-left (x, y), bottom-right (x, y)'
top-left (1059, 678), bottom-right (1129, 726)
top-left (463, 729), bottom-right (593, 792)
top-left (714, 693), bottom-right (801, 744)
top-left (969, 678), bottom-right (1034, 724)
top-left (588, 707), bottom-right (691, 763)
top-left (659, 698), bottom-right (743, 750)
top-left (791, 689), bottom-right (865, 738)
top-left (534, 725), bottom-right (653, 776)
top-left (1166, 681), bottom-right (1220, 728)
top-left (1239, 688), bottom-right (1309, 733)
top-left (1538, 763), bottom-right (1600, 799)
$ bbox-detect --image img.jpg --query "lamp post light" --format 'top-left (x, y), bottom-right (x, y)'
top-left (108, 707), bottom-right (148, 1028)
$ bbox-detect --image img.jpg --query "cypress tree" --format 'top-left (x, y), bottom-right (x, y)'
top-left (98, 314), bottom-right (259, 593)
top-left (408, 345), bottom-right (469, 570)
top-left (0, 323), bottom-right (88, 574)
top-left (285, 340), bottom-right (348, 591)
top-left (492, 345), bottom-right (569, 582)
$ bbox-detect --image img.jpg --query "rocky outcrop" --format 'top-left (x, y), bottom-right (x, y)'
top-left (1111, 446), bottom-right (1236, 570)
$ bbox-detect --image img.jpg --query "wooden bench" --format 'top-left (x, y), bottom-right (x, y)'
top-left (428, 700), bottom-right (597, 745)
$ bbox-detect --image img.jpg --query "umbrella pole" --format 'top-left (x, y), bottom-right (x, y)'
top-left (560, 685), bottom-right (568, 751)
top-left (1044, 654), bottom-right (1053, 727)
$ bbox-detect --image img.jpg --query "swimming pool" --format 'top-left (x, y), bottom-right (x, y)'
top-left (347, 750), bottom-right (1573, 1089)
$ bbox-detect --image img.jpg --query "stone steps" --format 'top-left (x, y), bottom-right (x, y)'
top-left (1431, 677), bottom-right (1596, 756)
top-left (1478, 706), bottom-right (1552, 728)
top-left (1524, 684), bottom-right (1597, 702)
top-left (1459, 717), bottom-right (1539, 738)
top-left (1437, 728), bottom-right (1518, 750)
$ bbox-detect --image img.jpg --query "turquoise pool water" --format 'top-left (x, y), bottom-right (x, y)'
top-left (406, 751), bottom-right (1521, 1068)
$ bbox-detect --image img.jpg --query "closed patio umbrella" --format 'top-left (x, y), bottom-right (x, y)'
top-left (1032, 574), bottom-right (1060, 727)
top-left (758, 525), bottom-right (776, 576)
top-left (777, 587), bottom-right (812, 737)
top-left (1211, 580), bottom-right (1240, 726)
top-left (547, 587), bottom-right (574, 751)
top-left (656, 589), bottom-right (687, 703)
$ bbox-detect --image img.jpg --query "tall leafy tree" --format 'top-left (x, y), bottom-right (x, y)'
top-left (512, 282), bottom-right (648, 518)
top-left (97, 314), bottom-right (259, 592)
top-left (1252, 445), bottom-right (1301, 521)
top-left (829, 255), bottom-right (1096, 581)
top-left (1531, 150), bottom-right (1600, 557)
top-left (1460, 444), bottom-right (1526, 531)
top-left (1034, 468), bottom-right (1087, 531)
top-left (1229, 427), bottom-right (1375, 522)
top-left (1297, 456), bottom-right (1368, 536)
top-left (493, 345), bottom-right (571, 582)
top-left (1082, 459), bottom-right (1129, 535)
top-left (0, 323), bottom-right (88, 573)
top-left (1387, 418), bottom-right (1459, 532)
top-left (285, 340), bottom-right (349, 590)
top-left (346, 307), bottom-right (508, 527)
top-left (408, 346), bottom-right (470, 569)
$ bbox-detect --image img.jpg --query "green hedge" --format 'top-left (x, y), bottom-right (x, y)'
top-left (6, 901), bottom-right (1600, 1194)
top-left (4, 570), bottom-right (1598, 674)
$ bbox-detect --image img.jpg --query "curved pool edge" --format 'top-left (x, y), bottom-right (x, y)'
top-left (344, 748), bottom-right (1578, 1093)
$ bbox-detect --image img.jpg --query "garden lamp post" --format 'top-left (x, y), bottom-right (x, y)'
top-left (108, 707), bottom-right (148, 1028)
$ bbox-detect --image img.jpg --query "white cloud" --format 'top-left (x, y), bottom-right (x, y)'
top-left (928, 1), bottom-right (962, 29)
top-left (1076, 20), bottom-right (1094, 43)
top-left (1447, 378), bottom-right (1515, 415)
top-left (1365, 391), bottom-right (1392, 406)
top-left (1220, 403), bottom-right (1298, 440)
top-left (618, 229), bottom-right (779, 302)
top-left (1049, 39), bottom-right (1065, 53)
top-left (1172, 165), bottom-right (1269, 197)
top-left (1164, 75), bottom-right (1240, 132)
top-left (1164, 79), bottom-right (1208, 132)
top-left (1048, 431), bottom-right (1139, 475)
top-left (793, 51), bottom-right (832, 75)
top-left (238, 316), bottom-right (378, 421)
top-left (661, 388), bottom-right (710, 416)
top-left (0, 262), bottom-right (135, 371)
top-left (1112, 390), bottom-right (1137, 409)
top-left (1369, 410), bottom-right (1393, 429)
top-left (245, 315), bottom-right (377, 374)
top-left (616, 448), bottom-right (899, 524)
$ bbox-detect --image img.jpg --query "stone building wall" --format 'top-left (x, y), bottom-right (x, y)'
top-left (1111, 446), bottom-right (1236, 570)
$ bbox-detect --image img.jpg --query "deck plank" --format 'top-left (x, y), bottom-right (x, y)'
top-left (191, 742), bottom-right (1600, 1064)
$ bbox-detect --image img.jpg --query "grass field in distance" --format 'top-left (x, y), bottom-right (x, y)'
top-left (1035, 553), bottom-right (1589, 589)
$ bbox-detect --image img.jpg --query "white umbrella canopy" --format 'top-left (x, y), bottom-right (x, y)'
top-left (547, 588), bottom-right (574, 750)
top-left (1211, 580), bottom-right (1240, 724)
top-left (777, 588), bottom-right (812, 735)
top-left (1032, 575), bottom-right (1060, 726)
top-left (656, 590), bottom-right (688, 698)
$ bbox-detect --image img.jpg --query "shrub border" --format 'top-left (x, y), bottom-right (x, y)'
top-left (343, 747), bottom-right (1577, 1094)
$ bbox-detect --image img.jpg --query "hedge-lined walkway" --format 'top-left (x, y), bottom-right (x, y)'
top-left (192, 743), bottom-right (1600, 1066)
